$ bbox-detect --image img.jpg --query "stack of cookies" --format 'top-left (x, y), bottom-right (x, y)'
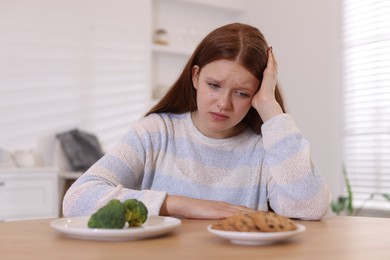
top-left (211, 211), bottom-right (297, 232)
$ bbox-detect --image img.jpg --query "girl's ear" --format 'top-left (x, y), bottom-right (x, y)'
top-left (191, 65), bottom-right (200, 89)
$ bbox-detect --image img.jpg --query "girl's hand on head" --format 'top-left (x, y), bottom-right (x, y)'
top-left (160, 195), bottom-right (256, 219)
top-left (252, 47), bottom-right (284, 122)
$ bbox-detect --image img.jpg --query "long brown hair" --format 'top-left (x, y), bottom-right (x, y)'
top-left (146, 23), bottom-right (286, 134)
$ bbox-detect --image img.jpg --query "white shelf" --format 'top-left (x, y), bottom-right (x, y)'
top-left (166, 0), bottom-right (245, 12)
top-left (58, 171), bottom-right (83, 180)
top-left (152, 44), bottom-right (193, 56)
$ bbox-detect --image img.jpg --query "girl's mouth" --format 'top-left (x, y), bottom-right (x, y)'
top-left (210, 112), bottom-right (228, 121)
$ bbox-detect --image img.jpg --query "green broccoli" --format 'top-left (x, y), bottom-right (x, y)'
top-left (87, 198), bottom-right (148, 229)
top-left (123, 199), bottom-right (149, 227)
top-left (87, 199), bottom-right (126, 229)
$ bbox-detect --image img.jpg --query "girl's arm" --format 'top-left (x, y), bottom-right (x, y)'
top-left (253, 48), bottom-right (331, 220)
top-left (62, 129), bottom-right (167, 217)
top-left (261, 114), bottom-right (331, 220)
top-left (160, 195), bottom-right (256, 219)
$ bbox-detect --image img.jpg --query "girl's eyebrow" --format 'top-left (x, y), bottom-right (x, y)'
top-left (204, 76), bottom-right (222, 82)
top-left (204, 76), bottom-right (257, 93)
top-left (233, 83), bottom-right (256, 92)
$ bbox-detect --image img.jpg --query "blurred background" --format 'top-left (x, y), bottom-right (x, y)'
top-left (1, 0), bottom-right (389, 220)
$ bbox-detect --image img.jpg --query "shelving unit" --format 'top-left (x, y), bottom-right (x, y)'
top-left (150, 0), bottom-right (245, 102)
top-left (0, 168), bottom-right (59, 221)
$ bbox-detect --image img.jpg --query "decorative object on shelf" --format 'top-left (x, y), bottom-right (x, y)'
top-left (153, 28), bottom-right (169, 45)
top-left (13, 149), bottom-right (37, 168)
top-left (56, 129), bottom-right (104, 172)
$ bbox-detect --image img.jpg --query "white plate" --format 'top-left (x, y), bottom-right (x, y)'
top-left (50, 216), bottom-right (181, 241)
top-left (207, 224), bottom-right (306, 246)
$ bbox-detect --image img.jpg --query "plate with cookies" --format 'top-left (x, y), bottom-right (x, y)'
top-left (208, 211), bottom-right (305, 246)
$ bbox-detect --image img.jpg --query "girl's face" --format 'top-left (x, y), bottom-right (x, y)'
top-left (191, 59), bottom-right (260, 139)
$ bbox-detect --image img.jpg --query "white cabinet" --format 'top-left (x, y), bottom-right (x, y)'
top-left (0, 168), bottom-right (59, 221)
top-left (151, 0), bottom-right (245, 101)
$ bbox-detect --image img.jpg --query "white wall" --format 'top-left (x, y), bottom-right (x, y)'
top-left (0, 0), bottom-right (151, 164)
top-left (241, 0), bottom-right (343, 197)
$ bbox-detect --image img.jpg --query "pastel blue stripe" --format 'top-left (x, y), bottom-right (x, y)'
top-left (272, 172), bottom-right (323, 200)
top-left (119, 130), bottom-right (265, 169)
top-left (266, 133), bottom-right (306, 166)
top-left (118, 130), bottom-right (148, 152)
top-left (95, 154), bottom-right (137, 187)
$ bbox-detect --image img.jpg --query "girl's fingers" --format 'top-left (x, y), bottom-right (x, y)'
top-left (267, 46), bottom-right (278, 72)
top-left (267, 46), bottom-right (274, 68)
top-left (230, 204), bottom-right (257, 213)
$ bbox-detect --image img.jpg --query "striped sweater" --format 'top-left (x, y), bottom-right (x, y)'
top-left (63, 112), bottom-right (331, 220)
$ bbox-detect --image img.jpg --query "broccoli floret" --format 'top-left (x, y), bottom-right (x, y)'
top-left (123, 199), bottom-right (148, 227)
top-left (87, 199), bottom-right (126, 229)
top-left (87, 198), bottom-right (148, 229)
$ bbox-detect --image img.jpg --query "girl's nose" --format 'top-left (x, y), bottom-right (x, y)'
top-left (217, 92), bottom-right (232, 110)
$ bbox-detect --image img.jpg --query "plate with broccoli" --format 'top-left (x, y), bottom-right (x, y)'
top-left (50, 199), bottom-right (182, 241)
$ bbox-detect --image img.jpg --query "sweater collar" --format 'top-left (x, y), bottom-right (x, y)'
top-left (185, 112), bottom-right (253, 146)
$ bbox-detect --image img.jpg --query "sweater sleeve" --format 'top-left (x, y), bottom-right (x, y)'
top-left (261, 114), bottom-right (331, 220)
top-left (62, 118), bottom-right (167, 217)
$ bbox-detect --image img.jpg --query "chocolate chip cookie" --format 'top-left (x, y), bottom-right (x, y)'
top-left (211, 211), bottom-right (297, 232)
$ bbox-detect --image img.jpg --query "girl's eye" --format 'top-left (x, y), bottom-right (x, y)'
top-left (236, 91), bottom-right (249, 98)
top-left (207, 82), bottom-right (220, 89)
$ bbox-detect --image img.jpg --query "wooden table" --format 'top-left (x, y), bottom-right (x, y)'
top-left (1, 215), bottom-right (389, 259)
